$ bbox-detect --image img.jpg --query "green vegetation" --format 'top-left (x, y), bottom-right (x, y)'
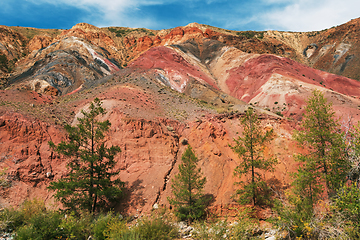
top-left (230, 108), bottom-right (278, 206)
top-left (334, 183), bottom-right (360, 238)
top-left (168, 146), bottom-right (208, 222)
top-left (108, 27), bottom-right (155, 37)
top-left (275, 111), bottom-right (283, 117)
top-left (293, 90), bottom-right (348, 200)
top-left (0, 200), bottom-right (178, 240)
top-left (307, 31), bottom-right (320, 37)
top-left (10, 26), bottom-right (61, 40)
top-left (0, 167), bottom-right (10, 188)
top-left (131, 217), bottom-right (178, 240)
top-left (0, 53), bottom-right (19, 73)
top-left (236, 31), bottom-right (264, 39)
top-left (192, 207), bottom-right (259, 240)
top-left (48, 98), bottom-right (123, 213)
top-left (271, 91), bottom-right (358, 239)
top-left (0, 54), bottom-right (8, 71)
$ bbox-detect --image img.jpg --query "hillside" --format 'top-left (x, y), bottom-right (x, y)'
top-left (1, 18), bottom-right (360, 217)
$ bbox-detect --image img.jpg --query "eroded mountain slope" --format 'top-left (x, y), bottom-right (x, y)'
top-left (0, 74), bottom-right (298, 215)
top-left (1, 19), bottom-right (360, 217)
top-left (129, 39), bottom-right (360, 121)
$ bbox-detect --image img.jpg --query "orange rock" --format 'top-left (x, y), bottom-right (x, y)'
top-left (153, 36), bottom-right (162, 45)
top-left (204, 28), bottom-right (219, 38)
top-left (28, 35), bottom-right (52, 52)
top-left (135, 36), bottom-right (153, 52)
top-left (124, 36), bottom-right (136, 48)
top-left (184, 27), bottom-right (203, 35)
top-left (164, 27), bottom-right (184, 42)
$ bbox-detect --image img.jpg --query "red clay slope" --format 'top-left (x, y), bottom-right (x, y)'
top-left (128, 46), bottom-right (219, 92)
top-left (129, 42), bottom-right (360, 121)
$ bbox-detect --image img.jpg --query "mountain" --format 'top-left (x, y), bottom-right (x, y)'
top-left (1, 19), bottom-right (360, 216)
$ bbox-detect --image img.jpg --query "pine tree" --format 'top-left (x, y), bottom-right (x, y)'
top-left (168, 146), bottom-right (207, 222)
top-left (48, 98), bottom-right (123, 213)
top-left (230, 107), bottom-right (277, 206)
top-left (293, 90), bottom-right (349, 202)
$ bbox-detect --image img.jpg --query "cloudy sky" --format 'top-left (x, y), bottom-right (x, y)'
top-left (1, 0), bottom-right (359, 32)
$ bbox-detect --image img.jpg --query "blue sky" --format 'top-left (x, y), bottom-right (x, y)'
top-left (1, 0), bottom-right (360, 32)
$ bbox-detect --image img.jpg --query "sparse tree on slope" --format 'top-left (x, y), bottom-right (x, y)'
top-left (293, 90), bottom-right (349, 203)
top-left (48, 98), bottom-right (123, 213)
top-left (168, 146), bottom-right (207, 222)
top-left (230, 107), bottom-right (277, 206)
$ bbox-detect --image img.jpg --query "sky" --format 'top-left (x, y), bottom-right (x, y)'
top-left (1, 0), bottom-right (360, 32)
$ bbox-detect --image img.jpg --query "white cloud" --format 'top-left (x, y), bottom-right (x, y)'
top-left (5, 0), bottom-right (360, 31)
top-left (260, 0), bottom-right (360, 31)
top-left (24, 0), bottom-right (218, 28)
top-left (26, 0), bottom-right (171, 28)
top-left (23, 0), bottom-right (230, 29)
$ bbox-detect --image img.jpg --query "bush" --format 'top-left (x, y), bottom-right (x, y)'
top-left (272, 193), bottom-right (349, 239)
top-left (0, 199), bottom-right (46, 233)
top-left (103, 216), bottom-right (130, 240)
top-left (275, 111), bottom-right (283, 117)
top-left (333, 183), bottom-right (360, 238)
top-left (93, 211), bottom-right (126, 240)
top-left (231, 207), bottom-right (259, 240)
top-left (0, 54), bottom-right (8, 71)
top-left (0, 207), bottom-right (25, 233)
top-left (60, 211), bottom-right (93, 239)
top-left (271, 191), bottom-right (316, 239)
top-left (16, 211), bottom-right (63, 240)
top-left (192, 219), bottom-right (228, 240)
top-left (132, 217), bottom-right (178, 240)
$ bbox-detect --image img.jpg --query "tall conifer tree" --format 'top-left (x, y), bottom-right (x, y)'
top-left (293, 90), bottom-right (349, 205)
top-left (168, 146), bottom-right (207, 222)
top-left (48, 98), bottom-right (123, 213)
top-left (231, 108), bottom-right (277, 206)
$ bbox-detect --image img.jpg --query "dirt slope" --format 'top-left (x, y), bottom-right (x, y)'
top-left (0, 76), bottom-right (298, 215)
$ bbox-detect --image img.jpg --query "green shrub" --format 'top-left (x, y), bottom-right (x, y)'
top-left (19, 199), bottom-right (47, 222)
top-left (275, 111), bottom-right (283, 117)
top-left (0, 207), bottom-right (25, 232)
top-left (192, 219), bottom-right (228, 240)
top-left (334, 183), bottom-right (360, 238)
top-left (0, 54), bottom-right (8, 70)
top-left (110, 230), bottom-right (141, 240)
top-left (60, 211), bottom-right (93, 239)
top-left (93, 212), bottom-right (125, 240)
top-left (231, 208), bottom-right (259, 240)
top-left (16, 211), bottom-right (63, 240)
top-left (0, 199), bottom-right (46, 233)
top-left (132, 217), bottom-right (178, 240)
top-left (15, 225), bottom-right (35, 240)
top-left (103, 216), bottom-right (130, 240)
top-left (271, 191), bottom-right (316, 239)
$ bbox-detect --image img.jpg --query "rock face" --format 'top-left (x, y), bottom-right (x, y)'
top-left (28, 35), bottom-right (52, 52)
top-left (265, 18), bottom-right (360, 80)
top-left (8, 36), bottom-right (121, 95)
top-left (0, 112), bottom-right (65, 207)
top-left (0, 89), bottom-right (298, 216)
top-left (0, 26), bottom-right (26, 61)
